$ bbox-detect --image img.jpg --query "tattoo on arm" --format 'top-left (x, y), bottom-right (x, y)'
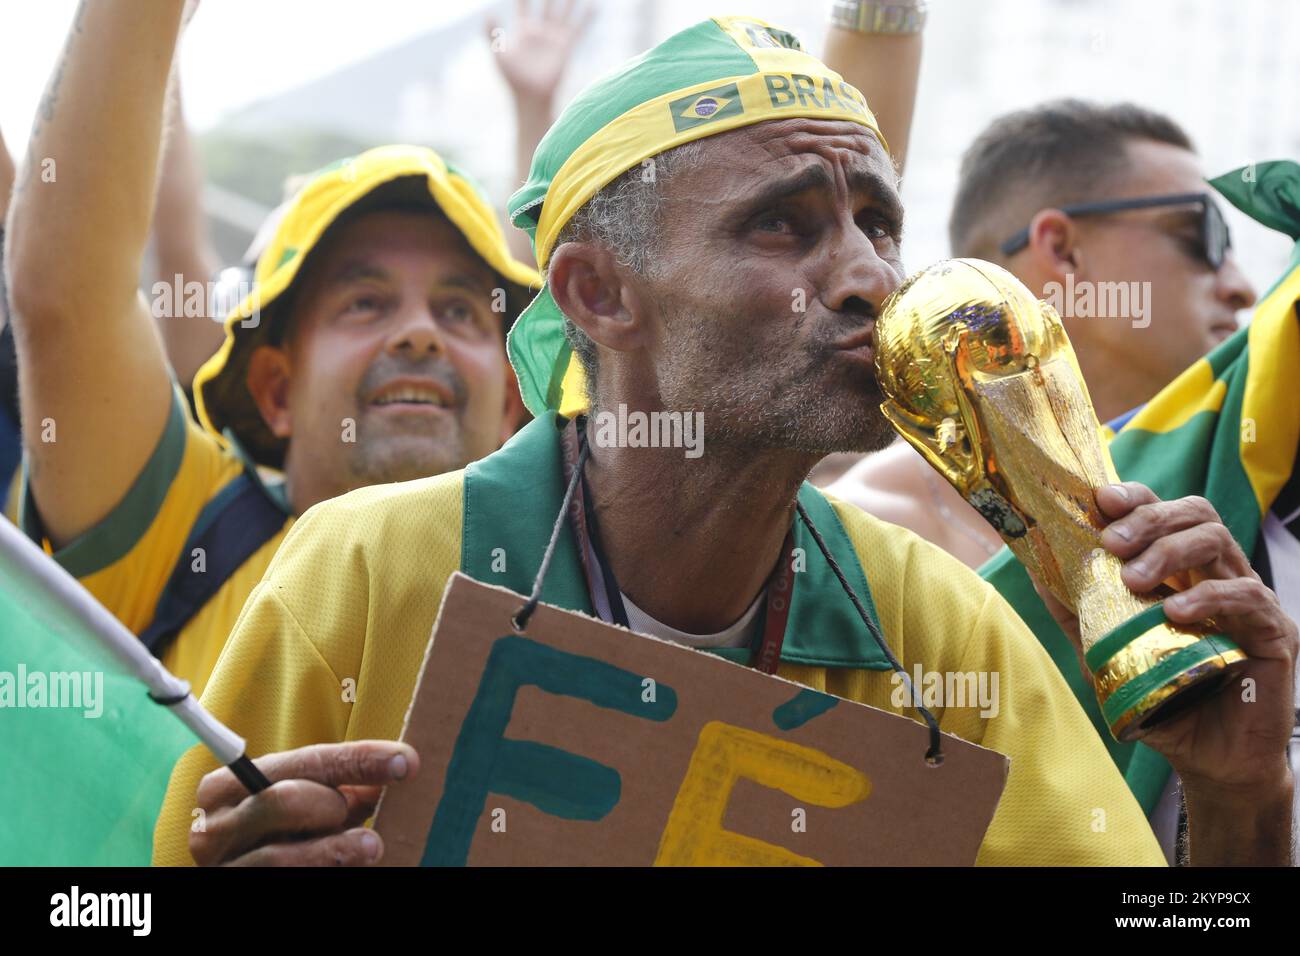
top-left (24, 0), bottom-right (89, 162)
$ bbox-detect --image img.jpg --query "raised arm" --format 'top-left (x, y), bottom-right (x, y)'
top-left (153, 77), bottom-right (224, 389)
top-left (0, 124), bottom-right (14, 236)
top-left (487, 0), bottom-right (591, 265)
top-left (822, 1), bottom-right (926, 174)
top-left (1, 123), bottom-right (15, 331)
top-left (6, 0), bottom-right (188, 547)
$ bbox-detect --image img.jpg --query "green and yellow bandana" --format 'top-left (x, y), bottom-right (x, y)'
top-left (195, 145), bottom-right (541, 469)
top-left (506, 15), bottom-right (887, 418)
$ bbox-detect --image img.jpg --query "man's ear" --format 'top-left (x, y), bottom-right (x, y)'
top-left (499, 361), bottom-right (528, 442)
top-left (1024, 208), bottom-right (1083, 283)
top-left (246, 344), bottom-right (293, 439)
top-left (547, 240), bottom-right (648, 353)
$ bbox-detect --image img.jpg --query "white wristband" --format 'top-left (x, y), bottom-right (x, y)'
top-left (829, 0), bottom-right (929, 34)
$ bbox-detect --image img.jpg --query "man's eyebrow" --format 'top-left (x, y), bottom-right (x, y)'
top-left (845, 166), bottom-right (904, 227)
top-left (741, 165), bottom-right (836, 213)
top-left (323, 263), bottom-right (495, 294)
top-left (737, 162), bottom-right (904, 226)
top-left (326, 261), bottom-right (390, 287)
top-left (441, 272), bottom-right (495, 295)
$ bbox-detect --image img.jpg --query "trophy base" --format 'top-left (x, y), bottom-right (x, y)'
top-left (1087, 605), bottom-right (1248, 743)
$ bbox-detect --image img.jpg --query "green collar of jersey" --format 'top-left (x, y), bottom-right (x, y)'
top-left (462, 414), bottom-right (891, 670)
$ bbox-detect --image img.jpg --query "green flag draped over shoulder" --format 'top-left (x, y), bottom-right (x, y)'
top-left (981, 161), bottom-right (1300, 815)
top-left (0, 519), bottom-right (245, 864)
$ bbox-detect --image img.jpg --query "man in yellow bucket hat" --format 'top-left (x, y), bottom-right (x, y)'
top-left (5, 1), bottom-right (540, 697)
top-left (154, 13), bottom-right (1293, 867)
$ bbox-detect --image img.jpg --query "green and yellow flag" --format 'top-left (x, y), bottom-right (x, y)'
top-left (0, 518), bottom-right (248, 864)
top-left (982, 161), bottom-right (1300, 813)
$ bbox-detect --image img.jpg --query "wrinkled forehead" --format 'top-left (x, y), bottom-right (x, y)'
top-left (678, 118), bottom-right (896, 202)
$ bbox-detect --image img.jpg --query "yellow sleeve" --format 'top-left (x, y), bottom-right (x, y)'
top-left (153, 470), bottom-right (464, 866)
top-left (152, 578), bottom-right (352, 866)
top-left (19, 384), bottom-right (241, 632)
top-left (945, 588), bottom-right (1166, 866)
top-left (3, 469), bottom-right (19, 526)
top-left (825, 498), bottom-right (1164, 866)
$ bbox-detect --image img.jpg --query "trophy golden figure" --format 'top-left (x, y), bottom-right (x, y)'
top-left (873, 258), bottom-right (1246, 742)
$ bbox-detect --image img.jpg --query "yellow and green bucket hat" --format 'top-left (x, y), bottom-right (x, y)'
top-left (195, 144), bottom-right (542, 469)
top-left (506, 15), bottom-right (887, 419)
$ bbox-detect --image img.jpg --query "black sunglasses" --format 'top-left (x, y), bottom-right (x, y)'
top-left (999, 191), bottom-right (1232, 269)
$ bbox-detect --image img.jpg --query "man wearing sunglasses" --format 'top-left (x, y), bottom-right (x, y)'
top-left (829, 102), bottom-right (1257, 571)
top-left (959, 101), bottom-right (1256, 407)
top-left (999, 190), bottom-right (1233, 273)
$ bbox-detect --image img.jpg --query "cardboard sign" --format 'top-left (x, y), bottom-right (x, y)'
top-left (373, 573), bottom-right (1009, 866)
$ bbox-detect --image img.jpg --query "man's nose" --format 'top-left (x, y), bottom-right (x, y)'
top-left (386, 301), bottom-right (447, 355)
top-left (822, 226), bottom-right (902, 317)
top-left (1216, 251), bottom-right (1257, 312)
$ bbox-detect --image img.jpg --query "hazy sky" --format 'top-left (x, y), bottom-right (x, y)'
top-left (5, 0), bottom-right (1297, 293)
top-left (0, 0), bottom-right (495, 151)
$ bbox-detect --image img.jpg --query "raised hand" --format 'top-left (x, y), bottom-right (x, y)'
top-left (486, 0), bottom-right (592, 109)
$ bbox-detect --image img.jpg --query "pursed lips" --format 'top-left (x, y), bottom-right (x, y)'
top-left (833, 321), bottom-right (877, 357)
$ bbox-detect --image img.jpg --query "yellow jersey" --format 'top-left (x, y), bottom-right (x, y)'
top-left (153, 417), bottom-right (1164, 866)
top-left (18, 386), bottom-right (293, 697)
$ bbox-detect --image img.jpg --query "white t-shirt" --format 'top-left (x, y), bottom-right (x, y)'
top-left (583, 532), bottom-right (763, 649)
top-left (621, 587), bottom-right (763, 649)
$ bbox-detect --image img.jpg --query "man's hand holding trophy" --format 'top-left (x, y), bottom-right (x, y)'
top-left (875, 259), bottom-right (1297, 864)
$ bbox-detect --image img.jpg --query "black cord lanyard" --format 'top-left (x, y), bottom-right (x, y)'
top-left (512, 415), bottom-right (945, 764)
top-left (566, 417), bottom-right (794, 673)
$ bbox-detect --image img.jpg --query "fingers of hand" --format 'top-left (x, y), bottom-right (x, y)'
top-left (1165, 578), bottom-right (1299, 658)
top-left (1095, 481), bottom-right (1158, 520)
top-left (1117, 520), bottom-right (1246, 592)
top-left (190, 741), bottom-right (416, 864)
top-left (338, 784), bottom-right (385, 829)
top-left (197, 740), bottom-right (416, 811)
top-left (262, 740), bottom-right (417, 791)
top-left (1101, 493), bottom-right (1217, 556)
top-left (191, 778), bottom-right (352, 865)
top-left (227, 828), bottom-right (383, 868)
top-left (1098, 492), bottom-right (1252, 591)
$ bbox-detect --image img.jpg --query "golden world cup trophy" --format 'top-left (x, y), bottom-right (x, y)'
top-left (873, 258), bottom-right (1247, 742)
